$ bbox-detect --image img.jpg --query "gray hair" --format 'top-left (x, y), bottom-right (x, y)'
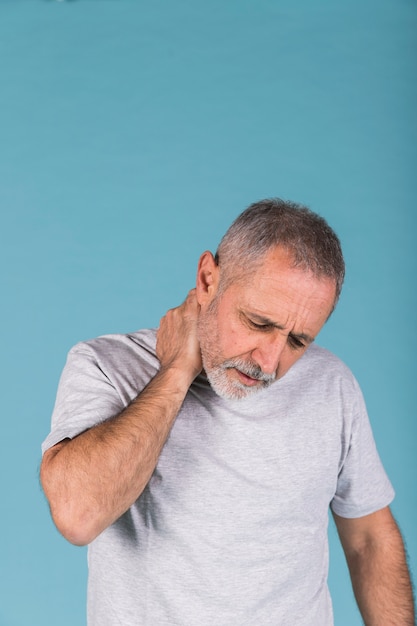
top-left (214, 198), bottom-right (345, 308)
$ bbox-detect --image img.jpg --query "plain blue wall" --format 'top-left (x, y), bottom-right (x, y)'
top-left (0, 1), bottom-right (415, 625)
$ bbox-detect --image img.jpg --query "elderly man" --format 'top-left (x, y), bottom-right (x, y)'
top-left (41, 199), bottom-right (414, 625)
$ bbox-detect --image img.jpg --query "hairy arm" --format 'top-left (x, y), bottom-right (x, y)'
top-left (40, 290), bottom-right (202, 546)
top-left (333, 507), bottom-right (415, 625)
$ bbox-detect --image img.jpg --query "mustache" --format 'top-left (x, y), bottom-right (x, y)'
top-left (221, 358), bottom-right (276, 384)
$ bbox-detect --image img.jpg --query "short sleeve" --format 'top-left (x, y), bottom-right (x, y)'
top-left (41, 343), bottom-right (126, 454)
top-left (331, 380), bottom-right (395, 518)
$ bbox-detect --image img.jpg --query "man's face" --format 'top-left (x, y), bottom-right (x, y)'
top-left (196, 247), bottom-right (336, 400)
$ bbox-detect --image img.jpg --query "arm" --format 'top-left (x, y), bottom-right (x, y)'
top-left (40, 290), bottom-right (202, 546)
top-left (333, 506), bottom-right (415, 625)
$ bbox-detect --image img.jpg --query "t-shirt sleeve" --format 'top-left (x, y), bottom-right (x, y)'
top-left (41, 343), bottom-right (127, 455)
top-left (331, 378), bottom-right (395, 518)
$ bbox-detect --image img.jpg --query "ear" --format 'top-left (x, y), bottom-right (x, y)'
top-left (196, 251), bottom-right (220, 305)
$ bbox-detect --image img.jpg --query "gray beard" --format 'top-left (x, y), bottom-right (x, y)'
top-left (203, 356), bottom-right (276, 401)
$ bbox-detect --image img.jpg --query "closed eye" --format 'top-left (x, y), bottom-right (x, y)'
top-left (247, 319), bottom-right (275, 332)
top-left (288, 334), bottom-right (306, 350)
top-left (243, 312), bottom-right (312, 347)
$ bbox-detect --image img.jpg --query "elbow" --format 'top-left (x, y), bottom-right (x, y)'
top-left (50, 507), bottom-right (99, 547)
top-left (45, 489), bottom-right (103, 546)
top-left (40, 453), bottom-right (101, 547)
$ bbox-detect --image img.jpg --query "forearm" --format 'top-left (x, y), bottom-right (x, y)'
top-left (41, 365), bottom-right (192, 546)
top-left (343, 517), bottom-right (415, 625)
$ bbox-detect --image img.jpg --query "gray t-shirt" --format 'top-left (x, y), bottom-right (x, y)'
top-left (42, 329), bottom-right (394, 626)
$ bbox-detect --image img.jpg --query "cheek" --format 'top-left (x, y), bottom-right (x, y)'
top-left (217, 318), bottom-right (253, 357)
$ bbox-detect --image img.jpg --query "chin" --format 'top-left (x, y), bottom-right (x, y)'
top-left (205, 368), bottom-right (269, 401)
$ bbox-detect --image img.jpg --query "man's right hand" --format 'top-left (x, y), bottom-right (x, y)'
top-left (156, 289), bottom-right (203, 384)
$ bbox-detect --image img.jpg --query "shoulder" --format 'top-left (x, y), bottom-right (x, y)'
top-left (294, 343), bottom-right (357, 386)
top-left (57, 328), bottom-right (160, 409)
top-left (284, 343), bottom-right (364, 414)
top-left (302, 343), bottom-right (347, 366)
top-left (65, 328), bottom-right (160, 389)
top-left (69, 328), bottom-right (158, 364)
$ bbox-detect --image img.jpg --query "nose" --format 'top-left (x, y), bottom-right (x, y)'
top-left (250, 334), bottom-right (287, 375)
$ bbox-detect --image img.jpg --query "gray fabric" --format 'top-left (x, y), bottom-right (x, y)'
top-left (42, 329), bottom-right (394, 626)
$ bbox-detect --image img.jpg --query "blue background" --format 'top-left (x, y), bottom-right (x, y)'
top-left (0, 1), bottom-right (415, 624)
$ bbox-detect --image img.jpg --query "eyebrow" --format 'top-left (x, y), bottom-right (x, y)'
top-left (245, 312), bottom-right (315, 344)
